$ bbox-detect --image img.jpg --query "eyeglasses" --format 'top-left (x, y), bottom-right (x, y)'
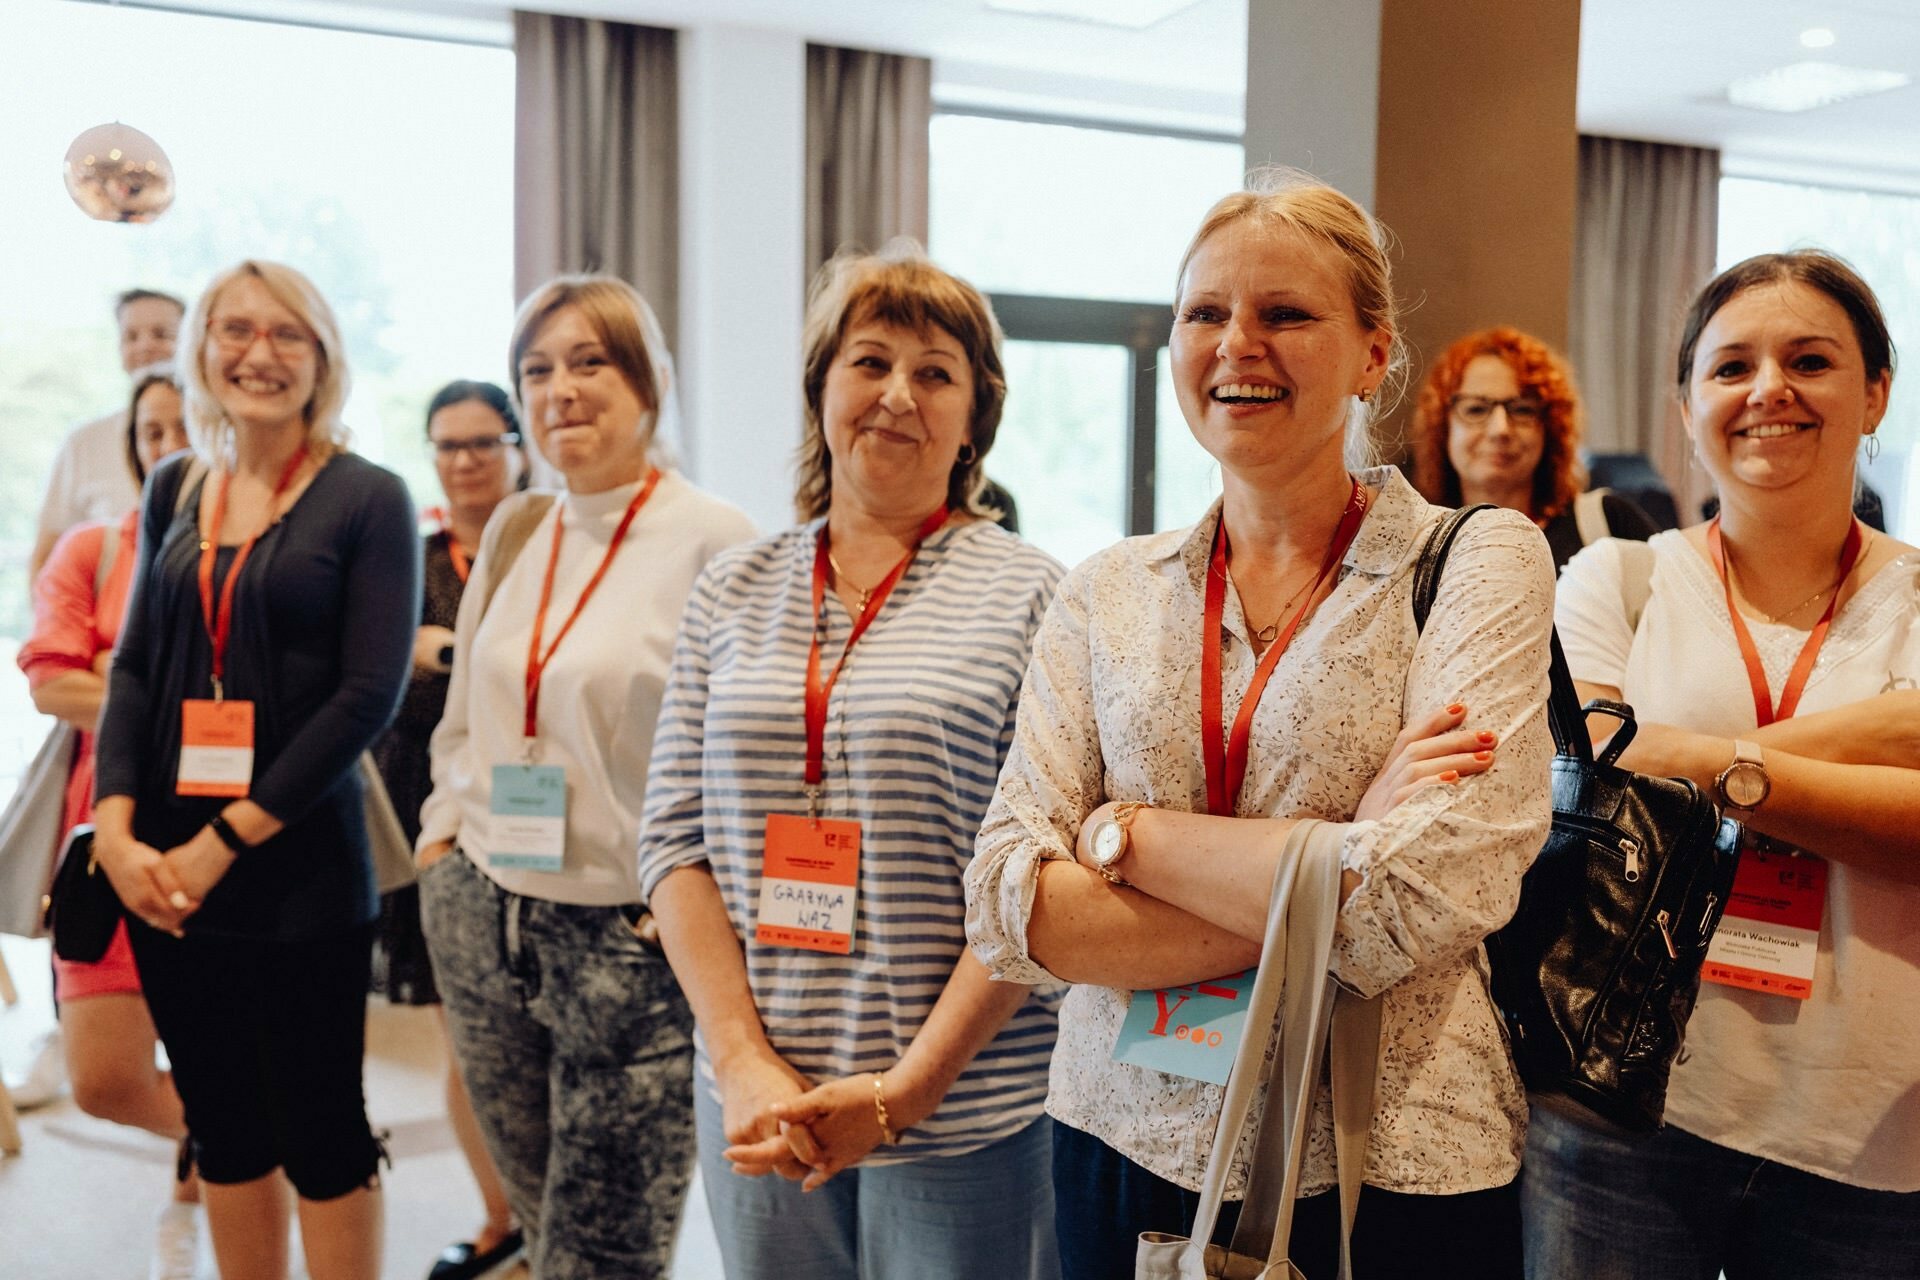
top-left (432, 433), bottom-right (521, 459)
top-left (1449, 395), bottom-right (1545, 428)
top-left (208, 317), bottom-right (316, 358)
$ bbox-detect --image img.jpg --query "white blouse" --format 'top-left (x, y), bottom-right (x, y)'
top-left (1558, 532), bottom-right (1920, 1192)
top-left (966, 468), bottom-right (1556, 1196)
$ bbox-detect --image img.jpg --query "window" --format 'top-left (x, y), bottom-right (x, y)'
top-left (0, 1), bottom-right (513, 784)
top-left (930, 111), bottom-right (1242, 566)
top-left (1718, 175), bottom-right (1920, 541)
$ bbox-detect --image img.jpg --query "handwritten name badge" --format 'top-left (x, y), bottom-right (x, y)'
top-left (1703, 847), bottom-right (1826, 1000)
top-left (487, 764), bottom-right (567, 872)
top-left (1111, 970), bottom-right (1257, 1085)
top-left (178, 699), bottom-right (255, 797)
top-left (756, 813), bottom-right (859, 954)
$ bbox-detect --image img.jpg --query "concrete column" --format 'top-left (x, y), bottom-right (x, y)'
top-left (677, 24), bottom-right (806, 531)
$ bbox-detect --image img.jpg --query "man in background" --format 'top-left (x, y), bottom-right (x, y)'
top-left (29, 288), bottom-right (184, 582)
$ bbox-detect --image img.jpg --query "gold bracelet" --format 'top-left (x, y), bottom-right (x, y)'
top-left (872, 1073), bottom-right (898, 1145)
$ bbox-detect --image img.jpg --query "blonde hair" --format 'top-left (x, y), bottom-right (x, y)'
top-left (507, 275), bottom-right (673, 465)
top-left (180, 260), bottom-right (351, 463)
top-left (1175, 168), bottom-right (1407, 464)
top-left (796, 242), bottom-right (1007, 521)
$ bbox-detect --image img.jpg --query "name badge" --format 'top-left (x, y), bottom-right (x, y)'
top-left (178, 699), bottom-right (255, 797)
top-left (1112, 970), bottom-right (1256, 1085)
top-left (1703, 847), bottom-right (1826, 1000)
top-left (488, 764), bottom-right (567, 872)
top-left (756, 813), bottom-right (859, 954)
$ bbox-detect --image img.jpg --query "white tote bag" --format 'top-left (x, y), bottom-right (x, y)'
top-left (0, 724), bottom-right (79, 938)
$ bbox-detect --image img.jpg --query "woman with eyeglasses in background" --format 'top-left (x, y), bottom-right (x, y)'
top-left (1409, 326), bottom-right (1657, 571)
top-left (367, 380), bottom-right (528, 1280)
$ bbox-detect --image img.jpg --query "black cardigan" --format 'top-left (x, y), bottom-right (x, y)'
top-left (96, 451), bottom-right (421, 940)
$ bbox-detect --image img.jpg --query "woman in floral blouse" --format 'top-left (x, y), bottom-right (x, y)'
top-left (965, 171), bottom-right (1556, 1279)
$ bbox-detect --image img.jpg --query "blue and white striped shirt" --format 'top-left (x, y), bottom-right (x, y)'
top-left (639, 517), bottom-right (1064, 1162)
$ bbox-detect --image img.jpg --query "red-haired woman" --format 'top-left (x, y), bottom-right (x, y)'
top-left (1409, 326), bottom-right (1656, 570)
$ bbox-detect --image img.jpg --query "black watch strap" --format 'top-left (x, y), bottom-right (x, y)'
top-left (207, 813), bottom-right (252, 855)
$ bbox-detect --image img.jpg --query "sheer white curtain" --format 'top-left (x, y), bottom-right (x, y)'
top-left (1569, 135), bottom-right (1719, 513)
top-left (805, 44), bottom-right (932, 278)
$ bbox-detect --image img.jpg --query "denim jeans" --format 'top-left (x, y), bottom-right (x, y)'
top-left (1522, 1100), bottom-right (1920, 1280)
top-left (694, 1083), bottom-right (1060, 1280)
top-left (1052, 1117), bottom-right (1523, 1280)
top-left (420, 849), bottom-right (696, 1280)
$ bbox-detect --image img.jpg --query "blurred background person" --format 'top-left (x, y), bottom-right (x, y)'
top-left (17, 366), bottom-right (201, 1279)
top-left (416, 276), bottom-right (755, 1280)
top-left (31, 288), bottom-right (184, 582)
top-left (93, 259), bottom-right (419, 1280)
top-left (369, 379), bottom-right (527, 1280)
top-left (1410, 325), bottom-right (1657, 571)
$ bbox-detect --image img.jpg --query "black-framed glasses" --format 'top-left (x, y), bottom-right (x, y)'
top-left (432, 433), bottom-right (521, 459)
top-left (1449, 395), bottom-right (1545, 428)
top-left (207, 316), bottom-right (316, 358)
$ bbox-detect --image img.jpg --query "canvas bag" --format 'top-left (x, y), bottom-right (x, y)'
top-left (1136, 820), bottom-right (1382, 1280)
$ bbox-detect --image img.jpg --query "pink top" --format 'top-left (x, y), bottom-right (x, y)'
top-left (18, 509), bottom-right (139, 835)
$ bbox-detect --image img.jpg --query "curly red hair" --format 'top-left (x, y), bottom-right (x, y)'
top-left (1408, 326), bottom-right (1587, 521)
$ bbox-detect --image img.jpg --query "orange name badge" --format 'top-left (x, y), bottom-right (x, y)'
top-left (1703, 848), bottom-right (1827, 1000)
top-left (756, 813), bottom-right (860, 954)
top-left (177, 699), bottom-right (255, 797)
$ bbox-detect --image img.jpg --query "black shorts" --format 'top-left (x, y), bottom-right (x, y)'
top-left (128, 918), bottom-right (382, 1200)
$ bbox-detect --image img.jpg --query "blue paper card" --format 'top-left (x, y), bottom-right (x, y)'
top-left (1111, 969), bottom-right (1257, 1085)
top-left (488, 763), bottom-right (567, 871)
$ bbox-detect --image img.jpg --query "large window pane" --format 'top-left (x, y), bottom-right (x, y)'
top-left (1718, 177), bottom-right (1920, 540)
top-left (930, 114), bottom-right (1243, 302)
top-left (992, 341), bottom-right (1129, 567)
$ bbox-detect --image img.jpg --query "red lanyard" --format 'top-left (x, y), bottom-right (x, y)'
top-left (804, 508), bottom-right (950, 806)
top-left (523, 469), bottom-right (662, 740)
top-left (1707, 516), bottom-right (1862, 727)
top-left (1201, 481), bottom-right (1369, 816)
top-left (197, 447), bottom-right (307, 700)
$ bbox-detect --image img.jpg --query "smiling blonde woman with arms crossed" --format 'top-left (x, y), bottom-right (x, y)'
top-left (1525, 251), bottom-right (1920, 1280)
top-left (640, 246), bottom-right (1064, 1280)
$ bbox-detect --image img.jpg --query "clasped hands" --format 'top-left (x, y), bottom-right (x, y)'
top-left (94, 824), bottom-right (237, 936)
top-left (717, 1052), bottom-right (927, 1193)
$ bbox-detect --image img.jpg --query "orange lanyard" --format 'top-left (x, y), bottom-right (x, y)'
top-left (197, 448), bottom-right (307, 700)
top-left (1201, 481), bottom-right (1369, 816)
top-left (446, 533), bottom-right (473, 584)
top-left (804, 508), bottom-right (950, 808)
top-left (1707, 516), bottom-right (1862, 727)
top-left (523, 469), bottom-right (662, 740)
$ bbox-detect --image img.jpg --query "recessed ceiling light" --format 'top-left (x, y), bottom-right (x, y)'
top-left (1800, 27), bottom-right (1836, 49)
top-left (984, 0), bottom-right (1207, 30)
top-left (1727, 61), bottom-right (1908, 113)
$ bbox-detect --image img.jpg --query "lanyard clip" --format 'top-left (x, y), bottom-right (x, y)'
top-left (210, 676), bottom-right (224, 703)
top-left (521, 736), bottom-right (540, 766)
top-left (805, 784), bottom-right (823, 823)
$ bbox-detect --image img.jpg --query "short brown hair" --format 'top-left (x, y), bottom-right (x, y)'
top-left (508, 275), bottom-right (672, 460)
top-left (1409, 326), bottom-right (1586, 521)
top-left (795, 244), bottom-right (1007, 521)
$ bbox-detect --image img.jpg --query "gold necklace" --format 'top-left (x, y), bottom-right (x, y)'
top-left (1249, 575), bottom-right (1318, 645)
top-left (826, 549), bottom-right (876, 612)
top-left (1732, 533), bottom-right (1868, 625)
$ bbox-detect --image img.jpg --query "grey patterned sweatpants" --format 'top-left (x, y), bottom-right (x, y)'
top-left (420, 849), bottom-right (696, 1279)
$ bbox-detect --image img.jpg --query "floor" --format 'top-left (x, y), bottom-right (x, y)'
top-left (0, 933), bottom-right (727, 1279)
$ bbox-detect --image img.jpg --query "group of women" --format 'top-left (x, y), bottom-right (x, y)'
top-left (31, 164), bottom-right (1917, 1280)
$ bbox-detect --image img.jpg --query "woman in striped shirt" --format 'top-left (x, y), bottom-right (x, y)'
top-left (640, 245), bottom-right (1065, 1280)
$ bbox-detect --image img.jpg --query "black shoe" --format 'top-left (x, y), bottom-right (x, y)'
top-left (427, 1229), bottom-right (524, 1280)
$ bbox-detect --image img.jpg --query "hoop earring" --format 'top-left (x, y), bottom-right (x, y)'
top-left (1865, 432), bottom-right (1881, 464)
top-left (957, 442), bottom-right (977, 465)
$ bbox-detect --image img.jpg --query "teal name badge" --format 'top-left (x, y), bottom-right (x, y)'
top-left (1111, 969), bottom-right (1256, 1085)
top-left (488, 764), bottom-right (567, 872)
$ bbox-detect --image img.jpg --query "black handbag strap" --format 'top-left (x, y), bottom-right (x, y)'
top-left (1410, 504), bottom-right (1601, 764)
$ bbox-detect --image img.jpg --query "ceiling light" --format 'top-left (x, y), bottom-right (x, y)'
top-left (1726, 61), bottom-right (1908, 113)
top-left (984, 0), bottom-right (1207, 30)
top-left (1799, 27), bottom-right (1836, 49)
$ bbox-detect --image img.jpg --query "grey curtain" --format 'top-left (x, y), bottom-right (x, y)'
top-left (514, 12), bottom-right (678, 347)
top-left (1569, 135), bottom-right (1719, 510)
top-left (805, 44), bottom-right (932, 279)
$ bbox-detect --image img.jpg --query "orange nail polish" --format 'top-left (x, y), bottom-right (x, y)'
top-left (1477, 731), bottom-right (1496, 744)
top-left (1474, 750), bottom-right (1492, 762)
top-left (1447, 703), bottom-right (1465, 716)
top-left (1440, 769), bottom-right (1459, 782)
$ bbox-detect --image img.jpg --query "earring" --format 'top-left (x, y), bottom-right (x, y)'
top-left (1865, 432), bottom-right (1881, 463)
top-left (957, 442), bottom-right (977, 465)
top-left (1357, 388), bottom-right (1374, 404)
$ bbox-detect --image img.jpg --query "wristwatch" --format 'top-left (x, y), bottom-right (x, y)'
top-left (1714, 739), bottom-right (1770, 812)
top-left (1086, 802), bottom-right (1149, 885)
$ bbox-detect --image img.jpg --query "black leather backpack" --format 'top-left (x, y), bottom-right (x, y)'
top-left (1412, 505), bottom-right (1742, 1131)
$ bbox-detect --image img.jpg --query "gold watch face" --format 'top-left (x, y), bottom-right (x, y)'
top-left (1092, 821), bottom-right (1126, 866)
top-left (1722, 761), bottom-right (1768, 809)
